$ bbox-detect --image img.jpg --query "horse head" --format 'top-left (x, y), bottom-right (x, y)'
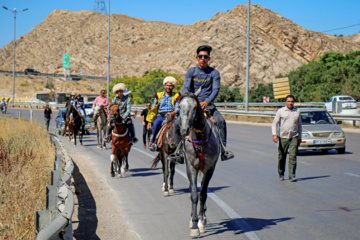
top-left (94, 104), bottom-right (104, 115)
top-left (109, 104), bottom-right (124, 125)
top-left (178, 88), bottom-right (203, 137)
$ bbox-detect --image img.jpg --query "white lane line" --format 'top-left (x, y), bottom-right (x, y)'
top-left (298, 160), bottom-right (312, 165)
top-left (251, 149), bottom-right (265, 154)
top-left (344, 173), bottom-right (360, 178)
top-left (133, 147), bottom-right (262, 240)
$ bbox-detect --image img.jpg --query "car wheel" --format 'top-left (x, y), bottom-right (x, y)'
top-left (337, 147), bottom-right (345, 154)
top-left (322, 149), bottom-right (328, 154)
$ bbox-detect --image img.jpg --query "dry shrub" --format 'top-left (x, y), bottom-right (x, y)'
top-left (0, 117), bottom-right (54, 239)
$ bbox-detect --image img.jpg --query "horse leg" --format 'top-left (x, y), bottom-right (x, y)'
top-left (117, 149), bottom-right (122, 177)
top-left (80, 126), bottom-right (83, 145)
top-left (187, 164), bottom-right (200, 237)
top-left (110, 147), bottom-right (116, 177)
top-left (198, 167), bottom-right (215, 234)
top-left (120, 154), bottom-right (127, 178)
top-left (103, 127), bottom-right (107, 149)
top-left (97, 127), bottom-right (100, 148)
top-left (162, 151), bottom-right (170, 196)
top-left (169, 158), bottom-right (176, 195)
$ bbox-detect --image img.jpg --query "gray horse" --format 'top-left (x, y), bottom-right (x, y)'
top-left (178, 89), bottom-right (220, 237)
top-left (93, 104), bottom-right (107, 149)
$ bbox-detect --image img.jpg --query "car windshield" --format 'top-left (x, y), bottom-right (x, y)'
top-left (84, 103), bottom-right (93, 108)
top-left (339, 97), bottom-right (354, 101)
top-left (301, 111), bottom-right (335, 125)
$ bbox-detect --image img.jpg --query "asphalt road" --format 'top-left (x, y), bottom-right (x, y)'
top-left (4, 108), bottom-right (360, 240)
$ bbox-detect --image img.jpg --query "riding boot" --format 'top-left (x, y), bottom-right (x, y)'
top-left (105, 123), bottom-right (113, 142)
top-left (220, 144), bottom-right (234, 161)
top-left (129, 123), bottom-right (138, 143)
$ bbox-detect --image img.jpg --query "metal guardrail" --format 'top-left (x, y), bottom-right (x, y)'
top-left (0, 70), bottom-right (107, 80)
top-left (36, 134), bottom-right (74, 240)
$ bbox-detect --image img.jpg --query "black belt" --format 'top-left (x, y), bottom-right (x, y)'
top-left (159, 112), bottom-right (168, 118)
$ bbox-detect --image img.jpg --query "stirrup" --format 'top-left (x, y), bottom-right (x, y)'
top-left (167, 151), bottom-right (184, 164)
top-left (221, 151), bottom-right (234, 161)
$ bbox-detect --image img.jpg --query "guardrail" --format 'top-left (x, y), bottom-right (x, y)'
top-left (36, 134), bottom-right (74, 240)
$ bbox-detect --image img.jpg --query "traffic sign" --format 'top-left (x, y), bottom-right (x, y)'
top-left (263, 96), bottom-right (269, 103)
top-left (63, 53), bottom-right (69, 68)
top-left (273, 77), bottom-right (290, 99)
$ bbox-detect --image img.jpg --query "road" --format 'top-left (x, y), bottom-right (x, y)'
top-left (4, 108), bottom-right (360, 240)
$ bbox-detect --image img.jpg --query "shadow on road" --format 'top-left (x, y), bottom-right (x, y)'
top-left (130, 167), bottom-right (161, 177)
top-left (174, 186), bottom-right (230, 196)
top-left (298, 150), bottom-right (353, 156)
top-left (72, 162), bottom-right (100, 240)
top-left (203, 217), bottom-right (293, 237)
top-left (296, 175), bottom-right (331, 181)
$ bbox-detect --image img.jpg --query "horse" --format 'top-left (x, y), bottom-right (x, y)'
top-left (150, 115), bottom-right (177, 197)
top-left (66, 104), bottom-right (84, 146)
top-left (109, 104), bottom-right (132, 178)
top-left (93, 104), bottom-right (107, 149)
top-left (178, 89), bottom-right (221, 237)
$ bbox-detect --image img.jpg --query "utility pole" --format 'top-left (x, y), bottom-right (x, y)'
top-left (107, 0), bottom-right (110, 102)
top-left (2, 6), bottom-right (28, 104)
top-left (245, 1), bottom-right (251, 111)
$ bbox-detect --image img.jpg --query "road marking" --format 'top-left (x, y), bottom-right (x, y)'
top-left (344, 173), bottom-right (360, 178)
top-left (133, 147), bottom-right (262, 240)
top-left (251, 149), bottom-right (265, 154)
top-left (298, 160), bottom-right (312, 165)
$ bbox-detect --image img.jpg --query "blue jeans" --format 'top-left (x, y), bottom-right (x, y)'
top-left (151, 115), bottom-right (165, 143)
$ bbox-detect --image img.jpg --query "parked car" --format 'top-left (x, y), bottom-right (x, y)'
top-left (55, 107), bottom-right (91, 135)
top-left (299, 108), bottom-right (346, 154)
top-left (325, 95), bottom-right (357, 112)
top-left (84, 101), bottom-right (94, 118)
top-left (24, 68), bottom-right (41, 75)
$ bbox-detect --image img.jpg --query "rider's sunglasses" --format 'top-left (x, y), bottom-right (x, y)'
top-left (197, 54), bottom-right (209, 59)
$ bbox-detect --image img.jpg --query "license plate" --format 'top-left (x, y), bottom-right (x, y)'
top-left (313, 140), bottom-right (332, 144)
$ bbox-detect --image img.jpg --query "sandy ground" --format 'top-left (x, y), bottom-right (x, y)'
top-left (69, 150), bottom-right (139, 240)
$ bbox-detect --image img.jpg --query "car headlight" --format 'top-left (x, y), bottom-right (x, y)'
top-left (302, 133), bottom-right (310, 138)
top-left (332, 131), bottom-right (344, 137)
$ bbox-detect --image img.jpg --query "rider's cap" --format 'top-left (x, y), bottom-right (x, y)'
top-left (163, 76), bottom-right (177, 88)
top-left (71, 92), bottom-right (76, 95)
top-left (113, 83), bottom-right (126, 93)
top-left (77, 94), bottom-right (81, 97)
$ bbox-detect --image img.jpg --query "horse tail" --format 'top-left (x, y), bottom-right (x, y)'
top-left (150, 152), bottom-right (161, 169)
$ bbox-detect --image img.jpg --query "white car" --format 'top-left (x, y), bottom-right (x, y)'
top-left (84, 101), bottom-right (94, 118)
top-left (324, 95), bottom-right (357, 112)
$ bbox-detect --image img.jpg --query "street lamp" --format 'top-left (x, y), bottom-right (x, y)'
top-left (107, 0), bottom-right (110, 102)
top-left (2, 6), bottom-right (28, 104)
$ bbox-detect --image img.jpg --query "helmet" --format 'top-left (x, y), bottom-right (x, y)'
top-left (163, 76), bottom-right (177, 88)
top-left (113, 83), bottom-right (126, 93)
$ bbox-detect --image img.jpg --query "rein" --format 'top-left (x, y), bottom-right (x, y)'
top-left (187, 119), bottom-right (213, 172)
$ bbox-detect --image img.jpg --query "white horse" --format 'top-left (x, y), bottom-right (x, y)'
top-left (94, 104), bottom-right (107, 149)
top-left (178, 89), bottom-right (221, 237)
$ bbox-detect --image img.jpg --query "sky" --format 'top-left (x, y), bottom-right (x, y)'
top-left (0, 0), bottom-right (359, 49)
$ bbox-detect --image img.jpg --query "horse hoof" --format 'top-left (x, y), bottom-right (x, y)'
top-left (111, 173), bottom-right (115, 177)
top-left (169, 189), bottom-right (174, 194)
top-left (190, 229), bottom-right (200, 237)
top-left (198, 220), bottom-right (205, 233)
top-left (163, 191), bottom-right (169, 197)
top-left (162, 183), bottom-right (165, 192)
top-left (202, 217), bottom-right (207, 225)
top-left (189, 219), bottom-right (193, 228)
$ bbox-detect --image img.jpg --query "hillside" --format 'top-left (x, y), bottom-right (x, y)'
top-left (0, 4), bottom-right (359, 89)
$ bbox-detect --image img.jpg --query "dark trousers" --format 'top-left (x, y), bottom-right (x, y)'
top-left (45, 118), bottom-right (50, 131)
top-left (108, 119), bottom-right (136, 140)
top-left (143, 125), bottom-right (151, 145)
top-left (278, 137), bottom-right (299, 178)
top-left (174, 107), bottom-right (227, 153)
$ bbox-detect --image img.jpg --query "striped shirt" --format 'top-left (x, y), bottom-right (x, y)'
top-left (272, 106), bottom-right (302, 139)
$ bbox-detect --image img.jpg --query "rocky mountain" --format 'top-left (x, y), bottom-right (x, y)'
top-left (0, 4), bottom-right (359, 88)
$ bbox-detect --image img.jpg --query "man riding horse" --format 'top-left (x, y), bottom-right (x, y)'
top-left (106, 83), bottom-right (138, 143)
top-left (168, 45), bottom-right (235, 163)
top-left (147, 76), bottom-right (180, 152)
top-left (65, 92), bottom-right (86, 126)
top-left (92, 89), bottom-right (109, 126)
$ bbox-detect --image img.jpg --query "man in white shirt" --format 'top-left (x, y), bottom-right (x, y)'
top-left (272, 95), bottom-right (302, 182)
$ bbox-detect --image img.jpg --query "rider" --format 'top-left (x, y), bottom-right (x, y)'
top-left (146, 76), bottom-right (180, 151)
top-left (0, 98), bottom-right (7, 111)
top-left (168, 45), bottom-right (235, 163)
top-left (106, 83), bottom-right (138, 143)
top-left (74, 94), bottom-right (86, 125)
top-left (92, 89), bottom-right (109, 126)
top-left (65, 92), bottom-right (77, 121)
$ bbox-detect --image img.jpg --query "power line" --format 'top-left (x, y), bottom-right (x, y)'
top-left (321, 23), bottom-right (360, 33)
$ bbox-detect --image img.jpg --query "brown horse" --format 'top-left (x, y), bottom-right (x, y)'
top-left (150, 115), bottom-right (177, 196)
top-left (110, 104), bottom-right (132, 177)
top-left (65, 104), bottom-right (84, 145)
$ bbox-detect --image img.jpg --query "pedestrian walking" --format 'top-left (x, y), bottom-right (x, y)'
top-left (140, 102), bottom-right (152, 149)
top-left (44, 104), bottom-right (53, 131)
top-left (271, 95), bottom-right (302, 182)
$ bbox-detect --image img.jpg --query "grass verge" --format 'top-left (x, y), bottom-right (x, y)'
top-left (0, 116), bottom-right (55, 239)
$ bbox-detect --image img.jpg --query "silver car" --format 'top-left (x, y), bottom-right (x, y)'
top-left (325, 95), bottom-right (357, 112)
top-left (299, 108), bottom-right (346, 154)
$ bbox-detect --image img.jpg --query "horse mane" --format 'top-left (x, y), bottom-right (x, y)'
top-left (180, 92), bottom-right (199, 104)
